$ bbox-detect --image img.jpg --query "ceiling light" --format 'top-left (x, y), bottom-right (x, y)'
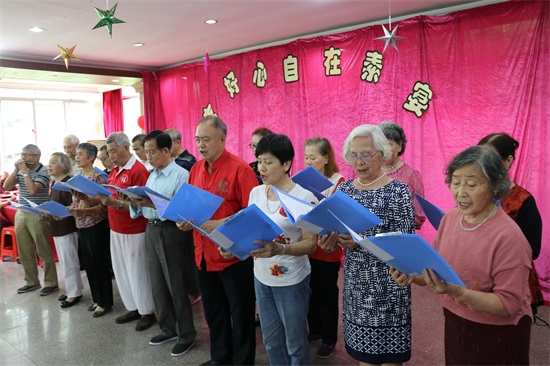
top-left (48, 75), bottom-right (57, 79)
top-left (112, 79), bottom-right (120, 82)
top-left (133, 42), bottom-right (145, 47)
top-left (29, 26), bottom-right (44, 33)
top-left (204, 19), bottom-right (217, 25)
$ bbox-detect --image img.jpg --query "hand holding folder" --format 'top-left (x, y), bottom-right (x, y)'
top-left (291, 166), bottom-right (333, 201)
top-left (147, 183), bottom-right (223, 225)
top-left (179, 204), bottom-right (283, 260)
top-left (273, 188), bottom-right (382, 236)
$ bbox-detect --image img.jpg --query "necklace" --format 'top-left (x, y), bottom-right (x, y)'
top-left (357, 172), bottom-right (386, 187)
top-left (382, 158), bottom-right (401, 172)
top-left (265, 180), bottom-right (293, 214)
top-left (459, 204), bottom-right (497, 231)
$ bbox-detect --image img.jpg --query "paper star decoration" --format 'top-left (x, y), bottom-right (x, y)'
top-left (92, 2), bottom-right (125, 37)
top-left (53, 44), bottom-right (80, 70)
top-left (375, 24), bottom-right (405, 53)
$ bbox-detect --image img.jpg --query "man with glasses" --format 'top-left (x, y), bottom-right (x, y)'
top-left (98, 145), bottom-right (114, 174)
top-left (3, 144), bottom-right (58, 295)
top-left (132, 134), bottom-right (153, 171)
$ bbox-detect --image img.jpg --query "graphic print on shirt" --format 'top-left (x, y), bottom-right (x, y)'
top-left (270, 233), bottom-right (290, 276)
top-left (217, 177), bottom-right (229, 195)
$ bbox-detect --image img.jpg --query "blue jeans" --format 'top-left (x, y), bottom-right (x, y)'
top-left (254, 275), bottom-right (311, 366)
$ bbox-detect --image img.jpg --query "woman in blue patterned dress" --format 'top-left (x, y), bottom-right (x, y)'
top-left (319, 124), bottom-right (415, 365)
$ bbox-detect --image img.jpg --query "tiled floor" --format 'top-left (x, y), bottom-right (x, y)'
top-left (0, 259), bottom-right (548, 365)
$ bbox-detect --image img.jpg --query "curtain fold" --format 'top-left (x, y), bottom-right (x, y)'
top-left (141, 1), bottom-right (549, 302)
top-left (102, 89), bottom-right (124, 137)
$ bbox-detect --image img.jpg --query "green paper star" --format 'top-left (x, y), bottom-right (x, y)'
top-left (53, 44), bottom-right (80, 70)
top-left (92, 2), bottom-right (125, 38)
top-left (375, 24), bottom-right (405, 53)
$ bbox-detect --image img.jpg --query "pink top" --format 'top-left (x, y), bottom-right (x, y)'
top-left (387, 162), bottom-right (426, 229)
top-left (433, 208), bottom-right (532, 325)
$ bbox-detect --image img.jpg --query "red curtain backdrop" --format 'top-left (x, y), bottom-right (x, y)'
top-left (102, 88), bottom-right (124, 137)
top-left (141, 1), bottom-right (549, 301)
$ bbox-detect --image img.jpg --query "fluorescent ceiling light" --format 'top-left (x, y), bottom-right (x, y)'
top-left (204, 19), bottom-right (217, 24)
top-left (112, 79), bottom-right (120, 82)
top-left (133, 42), bottom-right (145, 47)
top-left (29, 26), bottom-right (44, 32)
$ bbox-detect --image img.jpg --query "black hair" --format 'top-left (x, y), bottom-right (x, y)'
top-left (477, 133), bottom-right (519, 161)
top-left (143, 130), bottom-right (172, 151)
top-left (255, 133), bottom-right (294, 174)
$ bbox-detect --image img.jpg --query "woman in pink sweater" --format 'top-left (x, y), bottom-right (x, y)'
top-left (391, 146), bottom-right (532, 365)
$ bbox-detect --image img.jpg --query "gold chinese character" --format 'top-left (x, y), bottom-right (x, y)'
top-left (223, 70), bottom-right (240, 98)
top-left (253, 61), bottom-right (268, 88)
top-left (283, 54), bottom-right (299, 83)
top-left (361, 51), bottom-right (383, 84)
top-left (202, 103), bottom-right (218, 117)
top-left (403, 82), bottom-right (433, 118)
top-left (323, 46), bottom-right (342, 76)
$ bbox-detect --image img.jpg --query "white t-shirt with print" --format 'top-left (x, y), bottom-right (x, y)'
top-left (250, 184), bottom-right (316, 287)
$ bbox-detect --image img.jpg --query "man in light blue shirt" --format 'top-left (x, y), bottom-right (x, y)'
top-left (128, 130), bottom-right (196, 358)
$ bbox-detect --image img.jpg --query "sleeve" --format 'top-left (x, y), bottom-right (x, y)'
top-left (35, 166), bottom-right (51, 188)
top-left (235, 164), bottom-right (259, 209)
top-left (409, 169), bottom-right (426, 229)
top-left (515, 195), bottom-right (542, 260)
top-left (129, 203), bottom-right (143, 218)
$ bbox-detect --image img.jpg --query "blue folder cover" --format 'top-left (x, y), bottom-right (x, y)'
top-left (180, 204), bottom-right (283, 261)
top-left (10, 201), bottom-right (43, 216)
top-left (104, 184), bottom-right (170, 201)
top-left (273, 188), bottom-right (382, 236)
top-left (147, 183), bottom-right (223, 225)
top-left (414, 194), bottom-right (445, 230)
top-left (94, 167), bottom-right (109, 180)
top-left (34, 201), bottom-right (71, 217)
top-left (291, 166), bottom-right (333, 201)
top-left (65, 175), bottom-right (112, 198)
top-left (363, 233), bottom-right (465, 287)
top-left (52, 182), bottom-right (72, 193)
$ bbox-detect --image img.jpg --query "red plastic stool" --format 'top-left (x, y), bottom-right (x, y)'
top-left (0, 226), bottom-right (18, 262)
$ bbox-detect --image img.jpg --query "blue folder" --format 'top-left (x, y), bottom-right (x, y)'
top-left (414, 194), bottom-right (445, 230)
top-left (104, 184), bottom-right (170, 201)
top-left (34, 201), bottom-right (71, 217)
top-left (362, 233), bottom-right (465, 287)
top-left (180, 204), bottom-right (283, 261)
top-left (291, 166), bottom-right (333, 201)
top-left (94, 167), bottom-right (109, 180)
top-left (273, 188), bottom-right (382, 236)
top-left (147, 183), bottom-right (223, 225)
top-left (65, 174), bottom-right (112, 198)
top-left (52, 182), bottom-right (72, 193)
top-left (10, 201), bottom-right (43, 216)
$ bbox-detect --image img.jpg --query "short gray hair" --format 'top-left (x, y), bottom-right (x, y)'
top-left (106, 132), bottom-right (130, 147)
top-left (50, 152), bottom-right (72, 174)
top-left (378, 121), bottom-right (408, 156)
top-left (445, 146), bottom-right (510, 199)
top-left (22, 144), bottom-right (41, 157)
top-left (165, 128), bottom-right (182, 141)
top-left (76, 143), bottom-right (98, 163)
top-left (63, 134), bottom-right (80, 146)
top-left (198, 115), bottom-right (227, 136)
top-left (342, 124), bottom-right (391, 161)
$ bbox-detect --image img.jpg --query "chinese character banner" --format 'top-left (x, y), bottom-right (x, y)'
top-left (141, 1), bottom-right (549, 300)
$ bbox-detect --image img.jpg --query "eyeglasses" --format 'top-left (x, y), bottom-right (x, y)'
top-left (345, 151), bottom-right (380, 163)
top-left (249, 143), bottom-right (257, 150)
top-left (99, 157), bottom-right (109, 162)
top-left (20, 153), bottom-right (38, 158)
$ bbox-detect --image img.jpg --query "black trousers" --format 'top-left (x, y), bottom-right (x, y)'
top-left (145, 224), bottom-right (196, 345)
top-left (307, 258), bottom-right (340, 344)
top-left (78, 219), bottom-right (113, 308)
top-left (198, 257), bottom-right (256, 365)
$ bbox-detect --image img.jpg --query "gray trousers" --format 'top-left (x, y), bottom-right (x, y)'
top-left (145, 222), bottom-right (196, 345)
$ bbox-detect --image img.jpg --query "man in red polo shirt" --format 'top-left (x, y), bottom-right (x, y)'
top-left (178, 116), bottom-right (258, 365)
top-left (99, 132), bottom-right (156, 331)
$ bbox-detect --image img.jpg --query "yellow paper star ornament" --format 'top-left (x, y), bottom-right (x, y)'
top-left (53, 44), bottom-right (80, 70)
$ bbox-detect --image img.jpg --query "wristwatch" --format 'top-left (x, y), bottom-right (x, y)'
top-left (22, 173), bottom-right (29, 178)
top-left (117, 200), bottom-right (124, 210)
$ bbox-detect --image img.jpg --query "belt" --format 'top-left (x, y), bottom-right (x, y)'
top-left (147, 219), bottom-right (176, 227)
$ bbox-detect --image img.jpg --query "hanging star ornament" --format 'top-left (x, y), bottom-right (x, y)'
top-left (375, 23), bottom-right (405, 53)
top-left (92, 2), bottom-right (125, 38)
top-left (53, 44), bottom-right (80, 70)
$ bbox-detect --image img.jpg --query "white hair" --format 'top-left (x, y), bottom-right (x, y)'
top-left (63, 134), bottom-right (80, 146)
top-left (342, 124), bottom-right (391, 161)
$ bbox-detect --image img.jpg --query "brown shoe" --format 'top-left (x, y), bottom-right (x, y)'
top-left (115, 310), bottom-right (140, 324)
top-left (135, 314), bottom-right (156, 331)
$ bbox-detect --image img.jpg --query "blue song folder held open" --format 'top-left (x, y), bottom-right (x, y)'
top-left (10, 201), bottom-right (44, 216)
top-left (273, 188), bottom-right (382, 236)
top-left (34, 201), bottom-right (71, 217)
top-left (291, 166), bottom-right (333, 201)
top-left (414, 193), bottom-right (445, 230)
top-left (94, 167), bottom-right (109, 180)
top-left (179, 204), bottom-right (283, 261)
top-left (52, 182), bottom-right (72, 193)
top-left (103, 184), bottom-right (170, 201)
top-left (147, 183), bottom-right (223, 226)
top-left (63, 174), bottom-right (113, 198)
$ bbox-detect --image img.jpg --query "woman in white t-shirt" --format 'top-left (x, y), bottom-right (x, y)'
top-left (248, 133), bottom-right (317, 365)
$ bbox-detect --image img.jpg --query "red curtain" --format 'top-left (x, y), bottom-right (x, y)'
top-left (141, 1), bottom-right (550, 301)
top-left (102, 89), bottom-right (124, 137)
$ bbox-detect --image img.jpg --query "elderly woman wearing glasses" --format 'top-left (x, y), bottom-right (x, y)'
top-left (320, 124), bottom-right (415, 365)
top-left (391, 146), bottom-right (532, 364)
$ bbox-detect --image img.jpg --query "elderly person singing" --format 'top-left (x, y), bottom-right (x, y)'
top-left (391, 146), bottom-right (532, 365)
top-left (320, 124), bottom-right (415, 365)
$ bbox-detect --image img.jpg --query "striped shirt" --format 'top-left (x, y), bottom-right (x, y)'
top-left (18, 163), bottom-right (50, 206)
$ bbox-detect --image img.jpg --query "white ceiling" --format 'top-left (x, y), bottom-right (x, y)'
top-left (0, 0), bottom-right (501, 91)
